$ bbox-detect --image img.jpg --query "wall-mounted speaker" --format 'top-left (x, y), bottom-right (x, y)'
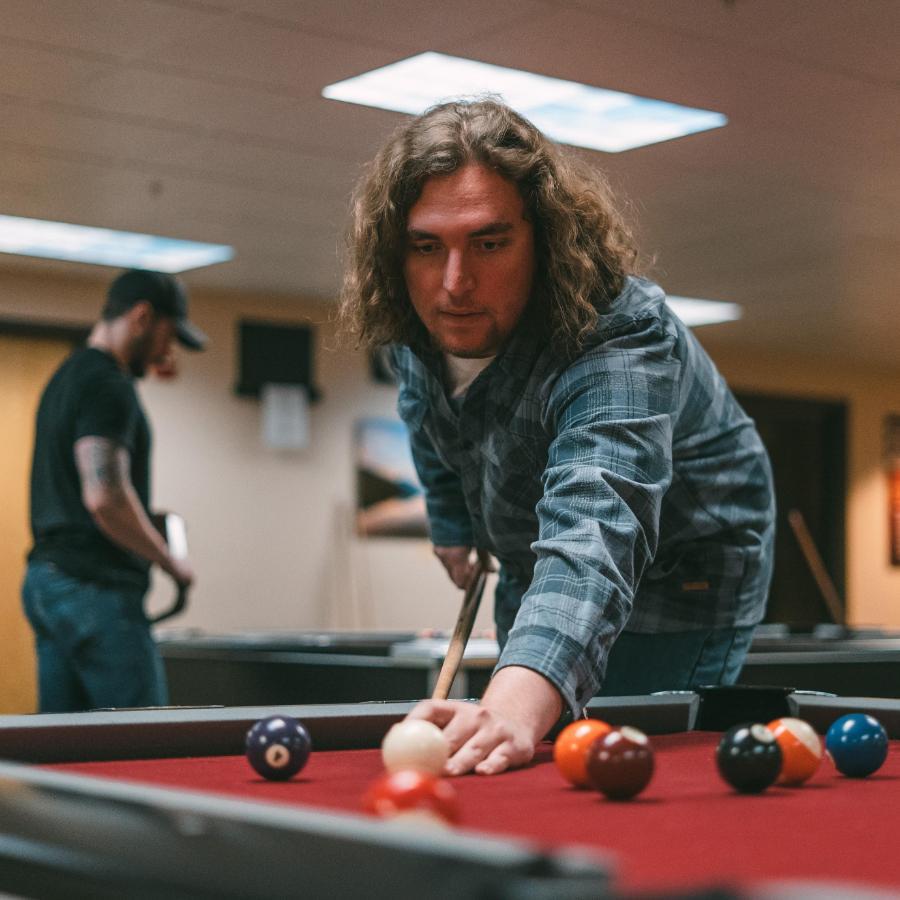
top-left (234, 319), bottom-right (320, 401)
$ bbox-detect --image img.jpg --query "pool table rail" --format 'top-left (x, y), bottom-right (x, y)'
top-left (0, 759), bottom-right (613, 900)
top-left (0, 696), bottom-right (698, 765)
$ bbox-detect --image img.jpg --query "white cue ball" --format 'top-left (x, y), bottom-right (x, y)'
top-left (381, 720), bottom-right (449, 776)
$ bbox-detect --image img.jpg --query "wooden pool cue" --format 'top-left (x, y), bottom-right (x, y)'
top-left (787, 508), bottom-right (844, 624)
top-left (431, 559), bottom-right (489, 700)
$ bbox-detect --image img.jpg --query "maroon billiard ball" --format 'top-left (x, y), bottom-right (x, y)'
top-left (362, 769), bottom-right (460, 825)
top-left (585, 726), bottom-right (655, 800)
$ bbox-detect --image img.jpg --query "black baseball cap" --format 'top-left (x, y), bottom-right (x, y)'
top-left (106, 269), bottom-right (208, 351)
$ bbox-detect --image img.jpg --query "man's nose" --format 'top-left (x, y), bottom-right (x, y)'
top-left (442, 250), bottom-right (474, 297)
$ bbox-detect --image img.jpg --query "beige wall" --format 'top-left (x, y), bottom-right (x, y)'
top-left (2, 266), bottom-right (898, 640)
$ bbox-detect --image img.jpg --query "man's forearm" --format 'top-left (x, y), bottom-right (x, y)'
top-left (75, 436), bottom-right (177, 576)
top-left (91, 485), bottom-right (176, 574)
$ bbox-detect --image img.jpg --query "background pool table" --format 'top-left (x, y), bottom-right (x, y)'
top-left (156, 626), bottom-right (900, 705)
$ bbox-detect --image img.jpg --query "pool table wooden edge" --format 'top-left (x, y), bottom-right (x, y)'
top-left (0, 757), bottom-right (614, 900)
top-left (0, 695), bottom-right (698, 764)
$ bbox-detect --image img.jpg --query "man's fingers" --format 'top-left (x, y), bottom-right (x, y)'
top-left (406, 700), bottom-right (482, 751)
top-left (404, 699), bottom-right (537, 777)
top-left (433, 546), bottom-right (476, 588)
top-left (475, 745), bottom-right (515, 776)
top-left (449, 562), bottom-right (471, 589)
top-left (476, 549), bottom-right (497, 573)
top-left (405, 700), bottom-right (461, 729)
top-left (446, 738), bottom-right (493, 776)
top-left (444, 714), bottom-right (504, 775)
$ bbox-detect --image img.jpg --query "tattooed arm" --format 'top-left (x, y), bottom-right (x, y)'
top-left (74, 436), bottom-right (194, 587)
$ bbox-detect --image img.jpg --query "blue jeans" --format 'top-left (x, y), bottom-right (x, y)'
top-left (597, 626), bottom-right (756, 696)
top-left (22, 561), bottom-right (168, 713)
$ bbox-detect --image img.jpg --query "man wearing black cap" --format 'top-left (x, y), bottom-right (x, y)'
top-left (22, 269), bottom-right (206, 713)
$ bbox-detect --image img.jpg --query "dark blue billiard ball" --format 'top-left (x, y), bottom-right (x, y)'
top-left (825, 713), bottom-right (888, 778)
top-left (245, 715), bottom-right (312, 781)
top-left (716, 723), bottom-right (782, 793)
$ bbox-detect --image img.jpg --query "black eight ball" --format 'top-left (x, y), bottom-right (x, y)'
top-left (716, 723), bottom-right (782, 793)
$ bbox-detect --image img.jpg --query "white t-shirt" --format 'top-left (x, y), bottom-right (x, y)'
top-left (443, 353), bottom-right (495, 399)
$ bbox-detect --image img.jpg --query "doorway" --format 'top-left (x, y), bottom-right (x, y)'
top-left (736, 392), bottom-right (847, 627)
top-left (0, 333), bottom-right (73, 712)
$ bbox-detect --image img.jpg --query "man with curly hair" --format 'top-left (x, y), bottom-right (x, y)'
top-left (340, 99), bottom-right (775, 776)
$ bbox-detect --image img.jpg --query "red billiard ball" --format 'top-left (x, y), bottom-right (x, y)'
top-left (767, 717), bottom-right (823, 786)
top-left (362, 770), bottom-right (460, 825)
top-left (585, 726), bottom-right (655, 800)
top-left (553, 719), bottom-right (612, 788)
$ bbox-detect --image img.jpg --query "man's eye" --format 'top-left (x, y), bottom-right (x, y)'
top-left (412, 242), bottom-right (437, 254)
top-left (479, 239), bottom-right (506, 252)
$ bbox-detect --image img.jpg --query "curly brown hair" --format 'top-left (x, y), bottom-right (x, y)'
top-left (339, 98), bottom-right (638, 356)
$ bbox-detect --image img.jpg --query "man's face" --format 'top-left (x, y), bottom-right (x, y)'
top-left (129, 310), bottom-right (177, 378)
top-left (403, 163), bottom-right (535, 358)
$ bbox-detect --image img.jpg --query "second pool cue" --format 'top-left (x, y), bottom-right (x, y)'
top-left (787, 508), bottom-right (844, 624)
top-left (431, 559), bottom-right (489, 700)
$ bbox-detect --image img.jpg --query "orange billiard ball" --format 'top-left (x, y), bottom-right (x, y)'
top-left (767, 717), bottom-right (823, 786)
top-left (553, 718), bottom-right (612, 787)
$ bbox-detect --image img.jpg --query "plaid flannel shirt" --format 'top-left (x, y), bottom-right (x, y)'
top-left (391, 277), bottom-right (775, 715)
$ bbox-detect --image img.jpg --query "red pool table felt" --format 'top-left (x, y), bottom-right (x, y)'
top-left (49, 732), bottom-right (900, 893)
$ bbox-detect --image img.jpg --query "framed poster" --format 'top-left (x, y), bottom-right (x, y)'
top-left (354, 417), bottom-right (427, 538)
top-left (886, 415), bottom-right (900, 566)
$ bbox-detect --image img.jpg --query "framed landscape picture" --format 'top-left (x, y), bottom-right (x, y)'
top-left (354, 417), bottom-right (427, 538)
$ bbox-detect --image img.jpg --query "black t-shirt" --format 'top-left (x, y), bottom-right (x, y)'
top-left (28, 347), bottom-right (152, 590)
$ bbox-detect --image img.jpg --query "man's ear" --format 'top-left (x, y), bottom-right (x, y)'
top-left (129, 300), bottom-right (155, 330)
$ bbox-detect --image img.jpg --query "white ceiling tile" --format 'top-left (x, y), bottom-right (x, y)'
top-left (0, 41), bottom-right (116, 98)
top-left (223, 0), bottom-right (552, 48)
top-left (0, 0), bottom-right (226, 59)
top-left (72, 66), bottom-right (300, 136)
top-left (561, 0), bottom-right (900, 84)
top-left (144, 21), bottom-right (396, 95)
top-left (1, 97), bottom-right (357, 194)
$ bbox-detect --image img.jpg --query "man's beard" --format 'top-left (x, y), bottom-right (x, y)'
top-left (438, 345), bottom-right (494, 360)
top-left (128, 358), bottom-right (147, 378)
top-left (127, 333), bottom-right (151, 378)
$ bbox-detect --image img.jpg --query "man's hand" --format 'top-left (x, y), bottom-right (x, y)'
top-left (407, 666), bottom-right (564, 775)
top-left (433, 545), bottom-right (493, 589)
top-left (407, 700), bottom-right (536, 775)
top-left (166, 557), bottom-right (195, 590)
